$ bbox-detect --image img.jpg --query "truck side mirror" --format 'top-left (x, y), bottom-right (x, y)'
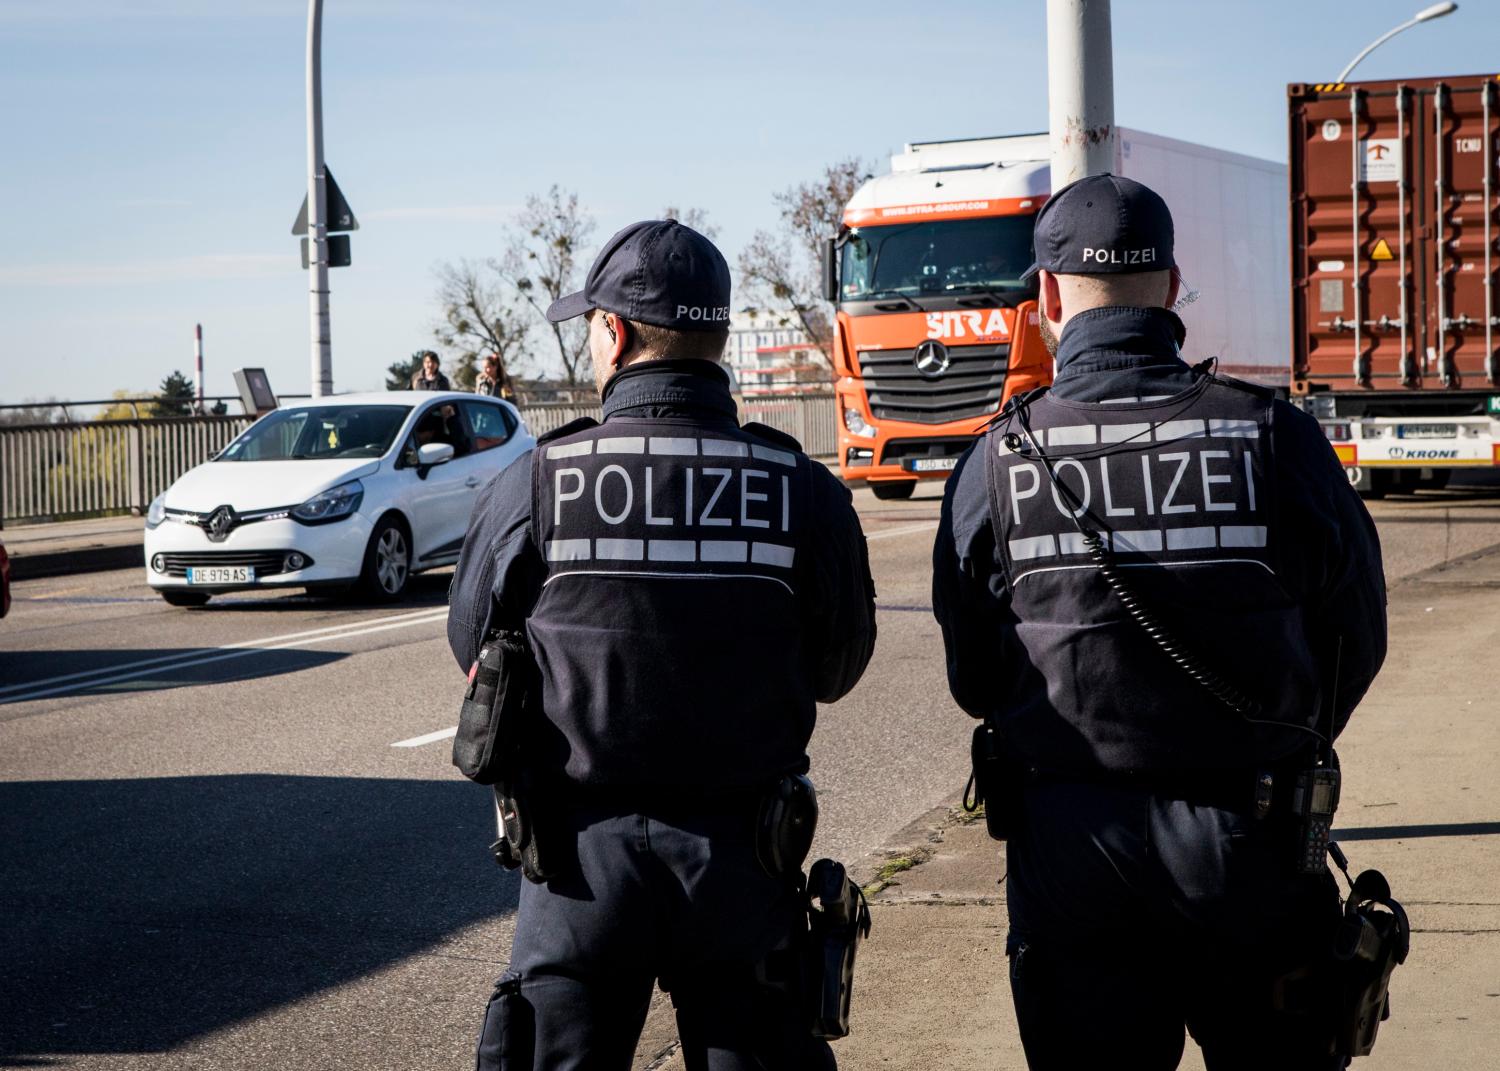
top-left (821, 237), bottom-right (839, 303)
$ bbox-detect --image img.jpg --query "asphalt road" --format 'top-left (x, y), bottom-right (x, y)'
top-left (3, 477), bottom-right (1498, 1069)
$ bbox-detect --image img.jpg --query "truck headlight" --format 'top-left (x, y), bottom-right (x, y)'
top-left (291, 479), bottom-right (364, 523)
top-left (145, 493), bottom-right (167, 529)
top-left (843, 407), bottom-right (877, 438)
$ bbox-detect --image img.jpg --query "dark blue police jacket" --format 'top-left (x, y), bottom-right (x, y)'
top-left (449, 359), bottom-right (876, 793)
top-left (933, 306), bottom-right (1387, 777)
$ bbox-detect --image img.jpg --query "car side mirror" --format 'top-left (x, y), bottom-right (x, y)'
top-left (821, 236), bottom-right (839, 303)
top-left (417, 442), bottom-right (455, 467)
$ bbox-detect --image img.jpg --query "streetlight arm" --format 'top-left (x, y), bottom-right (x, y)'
top-left (1336, 3), bottom-right (1458, 83)
top-left (1337, 19), bottom-right (1418, 83)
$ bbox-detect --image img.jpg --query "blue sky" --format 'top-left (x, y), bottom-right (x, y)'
top-left (2, 0), bottom-right (1496, 403)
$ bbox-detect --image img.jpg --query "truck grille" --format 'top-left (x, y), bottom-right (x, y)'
top-left (858, 344), bottom-right (1009, 425)
top-left (158, 551), bottom-right (304, 578)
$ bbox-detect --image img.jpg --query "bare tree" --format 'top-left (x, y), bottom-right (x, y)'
top-left (738, 158), bottom-right (871, 365)
top-left (497, 186), bottom-right (597, 386)
top-left (432, 259), bottom-right (532, 390)
top-left (660, 205), bottom-right (719, 241)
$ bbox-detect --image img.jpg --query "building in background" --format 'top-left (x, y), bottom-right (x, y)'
top-left (725, 310), bottom-right (828, 397)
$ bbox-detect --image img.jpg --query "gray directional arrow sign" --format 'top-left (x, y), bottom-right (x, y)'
top-left (292, 167), bottom-right (359, 235)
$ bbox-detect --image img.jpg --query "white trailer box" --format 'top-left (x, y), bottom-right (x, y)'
top-left (881, 130), bottom-right (1290, 382)
top-left (1114, 129), bottom-right (1288, 384)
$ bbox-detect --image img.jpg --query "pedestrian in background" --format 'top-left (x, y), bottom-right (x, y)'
top-left (474, 354), bottom-right (511, 399)
top-left (448, 220), bottom-right (876, 1068)
top-left (932, 175), bottom-right (1386, 1069)
top-left (410, 351), bottom-right (451, 391)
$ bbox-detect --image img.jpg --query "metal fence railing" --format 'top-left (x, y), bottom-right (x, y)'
top-left (0, 394), bottom-right (839, 528)
top-left (0, 416), bottom-right (254, 527)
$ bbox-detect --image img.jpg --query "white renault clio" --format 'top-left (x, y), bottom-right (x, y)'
top-left (144, 391), bottom-right (534, 606)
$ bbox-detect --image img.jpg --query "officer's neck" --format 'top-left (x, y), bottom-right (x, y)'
top-left (600, 357), bottom-right (735, 420)
top-left (1054, 305), bottom-right (1187, 374)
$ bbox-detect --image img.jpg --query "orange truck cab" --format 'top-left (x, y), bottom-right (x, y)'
top-left (823, 135), bottom-right (1053, 499)
top-left (824, 130), bottom-right (1290, 498)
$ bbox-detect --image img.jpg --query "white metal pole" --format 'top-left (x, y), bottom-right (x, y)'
top-left (1047, 0), bottom-right (1117, 190)
top-left (194, 323), bottom-right (204, 409)
top-left (306, 0), bottom-right (332, 397)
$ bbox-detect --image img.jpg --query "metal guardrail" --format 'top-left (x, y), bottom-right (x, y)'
top-left (0, 395), bottom-right (838, 527)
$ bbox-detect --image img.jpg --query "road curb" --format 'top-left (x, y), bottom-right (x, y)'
top-left (9, 543), bottom-right (143, 581)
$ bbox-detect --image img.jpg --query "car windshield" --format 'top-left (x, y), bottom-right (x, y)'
top-left (840, 216), bottom-right (1037, 300)
top-left (217, 405), bottom-right (411, 462)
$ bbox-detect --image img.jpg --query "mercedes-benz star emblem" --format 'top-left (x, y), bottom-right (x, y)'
top-left (913, 340), bottom-right (952, 379)
top-left (205, 505), bottom-right (238, 543)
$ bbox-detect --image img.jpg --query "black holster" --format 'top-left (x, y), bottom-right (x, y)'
top-left (489, 782), bottom-right (558, 884)
top-left (803, 858), bottom-right (872, 1040)
top-left (965, 721), bottom-right (1022, 841)
top-left (453, 631), bottom-right (557, 884)
top-left (1331, 866), bottom-right (1410, 1057)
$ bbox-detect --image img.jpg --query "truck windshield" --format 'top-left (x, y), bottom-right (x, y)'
top-left (217, 405), bottom-right (411, 462)
top-left (840, 216), bottom-right (1037, 301)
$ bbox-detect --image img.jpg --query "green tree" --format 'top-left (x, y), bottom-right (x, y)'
top-left (386, 351), bottom-right (428, 391)
top-left (152, 370), bottom-right (196, 417)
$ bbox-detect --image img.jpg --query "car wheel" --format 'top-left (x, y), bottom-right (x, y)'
top-left (360, 516), bottom-right (411, 601)
top-left (161, 590), bottom-right (211, 607)
top-left (870, 480), bottom-right (916, 501)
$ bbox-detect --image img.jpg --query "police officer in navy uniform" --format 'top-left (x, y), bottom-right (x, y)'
top-left (932, 176), bottom-right (1386, 1070)
top-left (448, 220), bottom-right (876, 1070)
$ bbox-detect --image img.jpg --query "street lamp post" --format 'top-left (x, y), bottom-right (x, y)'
top-left (306, 0), bottom-right (333, 398)
top-left (1047, 0), bottom-right (1117, 189)
top-left (1337, 2), bottom-right (1458, 83)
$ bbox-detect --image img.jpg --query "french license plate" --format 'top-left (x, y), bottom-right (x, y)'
top-left (186, 566), bottom-right (253, 585)
top-left (1396, 423), bottom-right (1458, 439)
top-left (906, 457), bottom-right (959, 472)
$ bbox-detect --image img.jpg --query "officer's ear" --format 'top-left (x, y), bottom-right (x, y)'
top-left (1165, 268), bottom-right (1182, 310)
top-left (601, 311), bottom-right (632, 370)
top-left (1038, 270), bottom-right (1064, 325)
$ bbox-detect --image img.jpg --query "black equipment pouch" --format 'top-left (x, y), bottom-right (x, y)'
top-left (756, 774), bottom-right (819, 881)
top-left (452, 630), bottom-right (537, 785)
top-left (1330, 854), bottom-right (1410, 1057)
top-left (803, 858), bottom-right (872, 1040)
top-left (964, 721), bottom-right (1020, 841)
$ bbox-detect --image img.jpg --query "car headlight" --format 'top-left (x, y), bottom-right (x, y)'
top-left (291, 479), bottom-right (364, 523)
top-left (843, 407), bottom-right (877, 438)
top-left (145, 493), bottom-right (167, 529)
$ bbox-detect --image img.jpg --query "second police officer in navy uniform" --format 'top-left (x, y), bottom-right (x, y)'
top-left (448, 220), bottom-right (877, 1070)
top-left (932, 176), bottom-right (1387, 1070)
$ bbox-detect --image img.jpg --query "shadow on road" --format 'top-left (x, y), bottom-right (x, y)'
top-left (0, 775), bottom-right (514, 1061)
top-left (1334, 820), bottom-right (1500, 841)
top-left (176, 573), bottom-right (454, 614)
top-left (0, 648), bottom-right (351, 705)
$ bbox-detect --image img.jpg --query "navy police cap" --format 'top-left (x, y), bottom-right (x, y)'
top-left (546, 219), bottom-right (732, 332)
top-left (1021, 173), bottom-right (1175, 282)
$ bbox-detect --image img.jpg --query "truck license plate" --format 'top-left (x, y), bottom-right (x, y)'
top-left (1396, 423), bottom-right (1458, 439)
top-left (907, 457), bottom-right (959, 472)
top-left (186, 566), bottom-right (253, 585)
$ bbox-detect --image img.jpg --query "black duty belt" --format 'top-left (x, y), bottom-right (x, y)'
top-left (1027, 766), bottom-right (1302, 820)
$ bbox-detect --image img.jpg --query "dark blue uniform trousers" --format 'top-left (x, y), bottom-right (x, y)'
top-left (476, 801), bottom-right (834, 1070)
top-left (1004, 782), bottom-right (1346, 1071)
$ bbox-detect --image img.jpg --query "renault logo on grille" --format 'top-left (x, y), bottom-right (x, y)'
top-left (913, 340), bottom-right (952, 379)
top-left (204, 505), bottom-right (238, 543)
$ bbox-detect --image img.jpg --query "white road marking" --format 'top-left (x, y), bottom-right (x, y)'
top-left (864, 521), bottom-right (939, 542)
top-left (1, 609), bottom-right (449, 704)
top-left (0, 606), bottom-right (447, 697)
top-left (391, 726), bottom-right (458, 748)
